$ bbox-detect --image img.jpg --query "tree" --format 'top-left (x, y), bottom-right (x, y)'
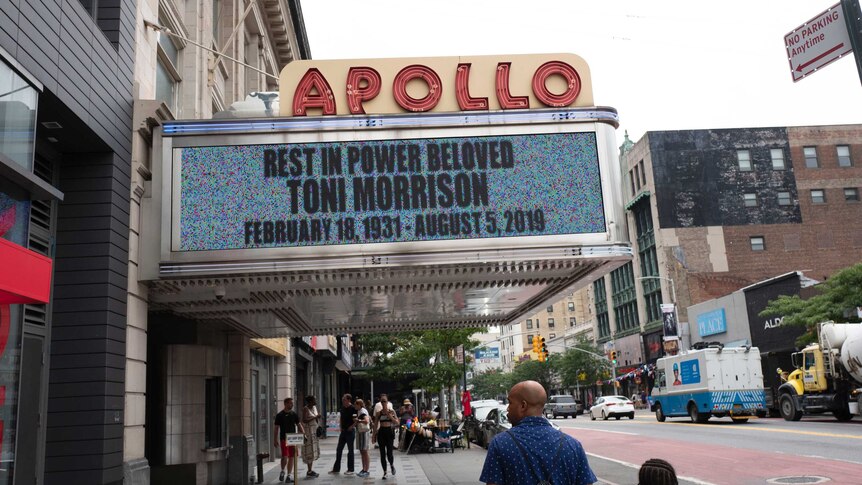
top-left (557, 338), bottom-right (609, 389)
top-left (510, 354), bottom-right (559, 392)
top-left (470, 369), bottom-right (512, 400)
top-left (760, 263), bottom-right (862, 345)
top-left (356, 328), bottom-right (484, 393)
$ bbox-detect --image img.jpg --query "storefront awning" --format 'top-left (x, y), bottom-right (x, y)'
top-left (0, 239), bottom-right (52, 304)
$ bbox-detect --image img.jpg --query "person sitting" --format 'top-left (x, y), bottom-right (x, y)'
top-left (638, 458), bottom-right (678, 485)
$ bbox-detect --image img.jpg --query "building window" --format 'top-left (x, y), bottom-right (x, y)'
top-left (804, 147), bottom-right (818, 168)
top-left (205, 377), bottom-right (224, 449)
top-left (837, 145), bottom-right (852, 167)
top-left (845, 188), bottom-right (859, 201)
top-left (548, 318), bottom-right (555, 328)
top-left (547, 305), bottom-right (553, 313)
top-left (156, 13), bottom-right (183, 114)
top-left (639, 161), bottom-right (647, 186)
top-left (770, 148), bottom-right (786, 170)
top-left (569, 317), bottom-right (576, 327)
top-left (777, 191), bottom-right (792, 206)
top-left (568, 302), bottom-right (575, 312)
top-left (744, 193), bottom-right (758, 207)
top-left (527, 335), bottom-right (534, 345)
top-left (536, 320), bottom-right (540, 328)
top-left (549, 333), bottom-right (556, 339)
top-left (594, 278), bottom-right (611, 339)
top-left (630, 171), bottom-right (637, 197)
top-left (811, 189), bottom-right (826, 204)
top-left (750, 236), bottom-right (765, 251)
top-left (611, 263), bottom-right (639, 333)
top-left (213, 0), bottom-right (222, 42)
top-left (526, 319), bottom-right (533, 330)
top-left (737, 150), bottom-right (752, 171)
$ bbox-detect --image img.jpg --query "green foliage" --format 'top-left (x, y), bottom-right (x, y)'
top-left (510, 354), bottom-right (560, 392)
top-left (760, 263), bottom-right (862, 345)
top-left (557, 338), bottom-right (609, 388)
top-left (356, 328), bottom-right (485, 393)
top-left (470, 369), bottom-right (512, 400)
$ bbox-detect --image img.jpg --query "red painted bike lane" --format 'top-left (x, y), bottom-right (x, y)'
top-left (563, 427), bottom-right (862, 485)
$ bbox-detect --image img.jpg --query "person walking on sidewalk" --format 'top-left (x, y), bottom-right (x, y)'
top-left (372, 394), bottom-right (398, 479)
top-left (274, 397), bottom-right (304, 483)
top-left (354, 399), bottom-right (372, 477)
top-left (480, 380), bottom-right (596, 485)
top-left (301, 395), bottom-right (321, 478)
top-left (329, 394), bottom-right (356, 476)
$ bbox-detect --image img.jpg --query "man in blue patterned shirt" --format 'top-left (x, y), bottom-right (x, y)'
top-left (480, 380), bottom-right (596, 485)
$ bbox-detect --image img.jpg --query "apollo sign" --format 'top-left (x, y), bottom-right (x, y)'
top-left (278, 54), bottom-right (594, 117)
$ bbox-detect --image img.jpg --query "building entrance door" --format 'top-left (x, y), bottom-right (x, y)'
top-left (250, 352), bottom-right (272, 458)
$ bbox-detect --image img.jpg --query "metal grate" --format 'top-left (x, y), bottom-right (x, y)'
top-left (24, 156), bottom-right (58, 326)
top-left (767, 477), bottom-right (831, 484)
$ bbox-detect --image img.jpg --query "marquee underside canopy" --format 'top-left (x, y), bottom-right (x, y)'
top-left (148, 246), bottom-right (629, 337)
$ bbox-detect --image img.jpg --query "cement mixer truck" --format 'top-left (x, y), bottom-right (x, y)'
top-left (777, 322), bottom-right (862, 421)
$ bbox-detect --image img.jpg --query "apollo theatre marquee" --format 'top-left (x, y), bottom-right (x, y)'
top-left (142, 54), bottom-right (632, 336)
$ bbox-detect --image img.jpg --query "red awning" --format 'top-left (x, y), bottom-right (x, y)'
top-left (0, 238), bottom-right (52, 304)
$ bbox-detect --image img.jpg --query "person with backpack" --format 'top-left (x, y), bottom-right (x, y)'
top-left (479, 380), bottom-right (596, 485)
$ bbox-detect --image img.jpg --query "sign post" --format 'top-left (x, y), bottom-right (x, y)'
top-left (842, 0), bottom-right (862, 85)
top-left (284, 433), bottom-right (303, 484)
top-left (785, 2), bottom-right (853, 82)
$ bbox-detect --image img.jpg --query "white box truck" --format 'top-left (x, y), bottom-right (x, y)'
top-left (649, 345), bottom-right (766, 423)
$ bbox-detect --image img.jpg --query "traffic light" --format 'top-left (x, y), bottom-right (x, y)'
top-left (541, 338), bottom-right (549, 362)
top-left (537, 337), bottom-right (546, 362)
top-left (532, 337), bottom-right (540, 355)
top-left (610, 350), bottom-right (617, 365)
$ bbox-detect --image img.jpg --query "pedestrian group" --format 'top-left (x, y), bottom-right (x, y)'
top-left (275, 382), bottom-right (679, 484)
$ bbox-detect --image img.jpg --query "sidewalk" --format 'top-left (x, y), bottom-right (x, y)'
top-left (261, 432), bottom-right (486, 484)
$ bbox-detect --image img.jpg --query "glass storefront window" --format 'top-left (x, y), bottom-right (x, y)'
top-left (0, 61), bottom-right (38, 170)
top-left (0, 192), bottom-right (29, 247)
top-left (0, 304), bottom-right (22, 484)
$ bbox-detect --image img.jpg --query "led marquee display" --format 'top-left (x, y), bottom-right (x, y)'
top-left (178, 132), bottom-right (605, 251)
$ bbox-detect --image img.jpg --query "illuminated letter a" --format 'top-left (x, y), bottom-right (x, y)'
top-left (293, 68), bottom-right (337, 116)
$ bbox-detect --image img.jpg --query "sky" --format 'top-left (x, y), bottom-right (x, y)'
top-left (299, 0), bottom-right (862, 143)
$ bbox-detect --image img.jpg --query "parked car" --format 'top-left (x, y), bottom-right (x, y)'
top-left (544, 394), bottom-right (579, 418)
top-left (589, 395), bottom-right (635, 420)
top-left (478, 407), bottom-right (561, 449)
top-left (464, 401), bottom-right (502, 443)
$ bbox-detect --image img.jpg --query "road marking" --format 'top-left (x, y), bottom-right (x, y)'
top-left (595, 477), bottom-right (622, 485)
top-left (586, 452), bottom-right (717, 485)
top-left (561, 426), bottom-right (639, 436)
top-left (803, 454), bottom-right (862, 466)
top-left (656, 421), bottom-right (862, 440)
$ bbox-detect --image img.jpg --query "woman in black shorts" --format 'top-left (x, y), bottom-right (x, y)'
top-left (372, 394), bottom-right (398, 479)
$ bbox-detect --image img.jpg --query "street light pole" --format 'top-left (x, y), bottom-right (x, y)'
top-left (636, 275), bottom-right (676, 305)
top-left (637, 275), bottom-right (683, 350)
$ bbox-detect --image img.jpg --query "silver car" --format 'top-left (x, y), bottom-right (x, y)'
top-left (544, 394), bottom-right (579, 419)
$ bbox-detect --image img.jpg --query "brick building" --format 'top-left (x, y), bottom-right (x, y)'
top-left (499, 290), bottom-right (591, 371)
top-left (592, 124), bottom-right (862, 365)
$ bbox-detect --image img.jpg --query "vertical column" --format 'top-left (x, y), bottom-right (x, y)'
top-left (124, 54), bottom-right (155, 479)
top-left (46, 152), bottom-right (130, 485)
top-left (276, 339), bottom-right (294, 402)
top-left (227, 333), bottom-right (252, 484)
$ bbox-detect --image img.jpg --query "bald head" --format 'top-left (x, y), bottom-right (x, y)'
top-left (507, 380), bottom-right (547, 424)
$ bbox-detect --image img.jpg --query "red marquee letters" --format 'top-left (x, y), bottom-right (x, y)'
top-left (291, 60), bottom-right (583, 116)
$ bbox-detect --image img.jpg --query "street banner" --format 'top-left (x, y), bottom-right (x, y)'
top-left (661, 303), bottom-right (679, 340)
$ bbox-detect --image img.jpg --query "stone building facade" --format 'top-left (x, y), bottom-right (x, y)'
top-left (592, 124), bottom-right (862, 365)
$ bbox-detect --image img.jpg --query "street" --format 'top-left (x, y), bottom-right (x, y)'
top-left (259, 411), bottom-right (862, 484)
top-left (554, 410), bottom-right (862, 485)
